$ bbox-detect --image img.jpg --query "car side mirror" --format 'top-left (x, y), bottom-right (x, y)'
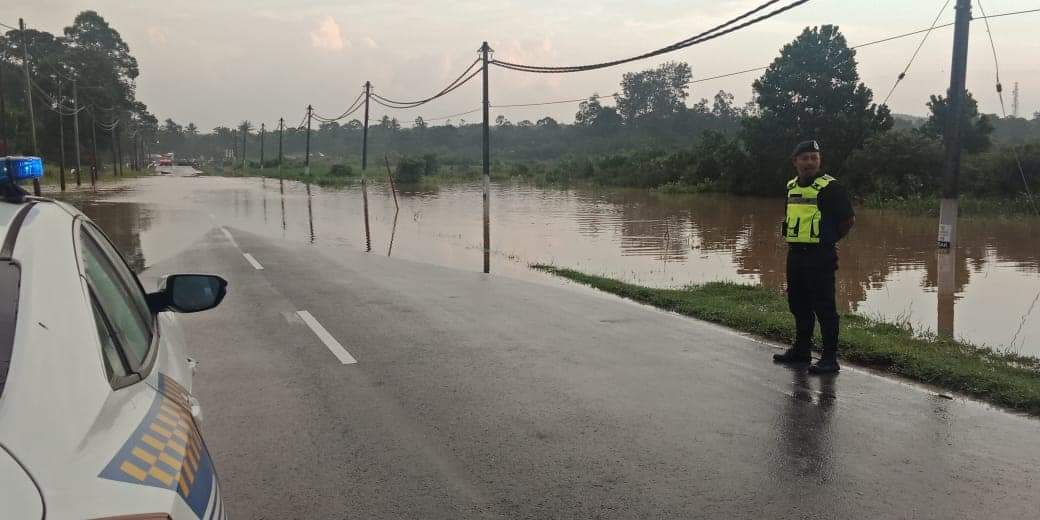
top-left (147, 274), bottom-right (228, 313)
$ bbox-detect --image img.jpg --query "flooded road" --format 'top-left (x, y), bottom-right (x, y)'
top-left (62, 171), bottom-right (1040, 356)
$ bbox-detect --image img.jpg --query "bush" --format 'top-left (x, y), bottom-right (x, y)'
top-left (842, 130), bottom-right (943, 198)
top-left (329, 164), bottom-right (353, 177)
top-left (394, 154), bottom-right (439, 183)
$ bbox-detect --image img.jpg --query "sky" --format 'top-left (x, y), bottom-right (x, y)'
top-left (3, 0), bottom-right (1039, 130)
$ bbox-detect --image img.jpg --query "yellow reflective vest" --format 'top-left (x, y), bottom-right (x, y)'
top-left (784, 174), bottom-right (836, 244)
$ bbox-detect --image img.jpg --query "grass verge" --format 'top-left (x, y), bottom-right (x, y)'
top-left (532, 265), bottom-right (1040, 416)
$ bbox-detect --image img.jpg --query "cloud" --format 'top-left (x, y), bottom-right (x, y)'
top-left (147, 26), bottom-right (168, 46)
top-left (363, 36), bottom-right (378, 49)
top-left (310, 16), bottom-right (347, 50)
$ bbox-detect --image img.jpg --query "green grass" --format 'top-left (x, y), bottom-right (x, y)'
top-left (532, 265), bottom-right (1040, 416)
top-left (862, 193), bottom-right (1040, 217)
top-left (201, 162), bottom-right (363, 188)
top-left (37, 163), bottom-right (149, 187)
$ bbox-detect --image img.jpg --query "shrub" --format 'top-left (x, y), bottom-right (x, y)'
top-left (329, 164), bottom-right (353, 177)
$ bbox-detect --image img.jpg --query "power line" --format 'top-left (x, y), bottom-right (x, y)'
top-left (493, 93), bottom-right (620, 109)
top-left (313, 89), bottom-right (366, 122)
top-left (371, 58), bottom-right (482, 108)
top-left (682, 7), bottom-right (1040, 87)
top-left (975, 0), bottom-right (1039, 216)
top-left (0, 20), bottom-right (17, 31)
top-left (491, 0), bottom-right (811, 73)
top-left (881, 0), bottom-right (952, 106)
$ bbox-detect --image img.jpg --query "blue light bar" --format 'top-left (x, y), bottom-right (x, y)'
top-left (0, 156), bottom-right (44, 183)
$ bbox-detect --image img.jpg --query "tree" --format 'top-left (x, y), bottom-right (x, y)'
top-left (185, 123), bottom-right (199, 136)
top-left (535, 117), bottom-right (559, 129)
top-left (495, 115), bottom-right (512, 127)
top-left (843, 130), bottom-right (944, 197)
top-left (517, 120), bottom-right (534, 128)
top-left (414, 116), bottom-right (427, 130)
top-left (711, 91), bottom-right (740, 120)
top-left (615, 61), bottom-right (692, 123)
top-left (743, 25), bottom-right (892, 191)
top-left (919, 91), bottom-right (993, 153)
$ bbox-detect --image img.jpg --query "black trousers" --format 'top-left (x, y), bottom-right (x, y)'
top-left (786, 246), bottom-right (839, 355)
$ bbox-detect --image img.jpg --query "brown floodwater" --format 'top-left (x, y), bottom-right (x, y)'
top-left (59, 172), bottom-right (1040, 357)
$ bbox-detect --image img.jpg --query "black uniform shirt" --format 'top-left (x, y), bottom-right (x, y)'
top-left (797, 174), bottom-right (855, 246)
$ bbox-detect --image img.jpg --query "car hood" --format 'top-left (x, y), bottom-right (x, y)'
top-left (0, 443), bottom-right (44, 519)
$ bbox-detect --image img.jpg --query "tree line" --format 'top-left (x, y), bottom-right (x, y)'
top-left (2, 12), bottom-right (1038, 203)
top-left (1, 11), bottom-right (158, 171)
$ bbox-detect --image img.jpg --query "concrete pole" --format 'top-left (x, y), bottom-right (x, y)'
top-left (935, 0), bottom-right (972, 339)
top-left (481, 41), bottom-right (491, 274)
top-left (259, 122), bottom-right (265, 171)
top-left (73, 79), bottom-right (82, 186)
top-left (278, 117), bottom-right (284, 168)
top-left (241, 124), bottom-right (247, 169)
top-left (362, 82), bottom-right (370, 170)
top-left (57, 76), bottom-right (66, 191)
top-left (109, 124), bottom-right (117, 178)
top-left (19, 19), bottom-right (41, 195)
top-left (90, 114), bottom-right (98, 187)
top-left (304, 105), bottom-right (312, 176)
top-left (937, 0), bottom-right (972, 250)
top-left (361, 82), bottom-right (372, 252)
top-left (0, 51), bottom-right (7, 155)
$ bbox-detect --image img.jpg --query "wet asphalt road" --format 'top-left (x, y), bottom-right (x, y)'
top-left (141, 222), bottom-right (1040, 519)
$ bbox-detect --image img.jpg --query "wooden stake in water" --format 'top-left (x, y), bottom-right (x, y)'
top-left (384, 154), bottom-right (399, 211)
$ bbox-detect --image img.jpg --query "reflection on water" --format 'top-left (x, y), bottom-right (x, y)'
top-left (77, 201), bottom-right (152, 273)
top-left (67, 176), bottom-right (1040, 356)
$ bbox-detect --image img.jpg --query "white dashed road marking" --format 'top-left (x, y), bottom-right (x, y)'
top-left (243, 253), bottom-right (264, 270)
top-left (220, 227), bottom-right (239, 248)
top-left (296, 311), bottom-right (358, 365)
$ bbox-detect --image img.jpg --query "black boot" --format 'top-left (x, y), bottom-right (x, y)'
top-left (773, 346), bottom-right (811, 364)
top-left (809, 351), bottom-right (840, 374)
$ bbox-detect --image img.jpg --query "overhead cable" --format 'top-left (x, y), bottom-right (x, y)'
top-left (881, 0), bottom-right (952, 106)
top-left (683, 7), bottom-right (1040, 86)
top-left (491, 0), bottom-right (810, 73)
top-left (975, 0), bottom-right (1039, 216)
top-left (313, 90), bottom-right (366, 122)
top-left (371, 59), bottom-right (482, 108)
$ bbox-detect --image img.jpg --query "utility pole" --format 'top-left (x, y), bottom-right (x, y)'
top-left (241, 124), bottom-right (247, 169)
top-left (57, 75), bottom-right (66, 191)
top-left (361, 82), bottom-right (372, 252)
top-left (1012, 82), bottom-right (1020, 118)
top-left (481, 41), bottom-right (492, 274)
top-left (277, 117), bottom-right (284, 168)
top-left (259, 122), bottom-right (265, 171)
top-left (115, 125), bottom-right (123, 176)
top-left (937, 0), bottom-right (972, 251)
top-left (362, 81), bottom-right (371, 170)
top-left (72, 78), bottom-right (81, 186)
top-left (935, 0), bottom-right (972, 339)
top-left (90, 112), bottom-right (99, 187)
top-left (0, 51), bottom-right (8, 155)
top-left (304, 105), bottom-right (312, 176)
top-left (109, 123), bottom-right (117, 179)
top-left (19, 19), bottom-right (41, 195)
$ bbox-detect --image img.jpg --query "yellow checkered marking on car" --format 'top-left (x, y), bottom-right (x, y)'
top-left (115, 382), bottom-right (204, 497)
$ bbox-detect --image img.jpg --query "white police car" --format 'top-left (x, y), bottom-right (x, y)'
top-left (0, 157), bottom-right (229, 519)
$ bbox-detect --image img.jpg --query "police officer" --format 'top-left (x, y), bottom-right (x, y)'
top-left (773, 140), bottom-right (855, 374)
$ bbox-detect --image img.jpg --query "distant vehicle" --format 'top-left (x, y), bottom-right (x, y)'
top-left (159, 158), bottom-right (174, 167)
top-left (1, 156), bottom-right (230, 519)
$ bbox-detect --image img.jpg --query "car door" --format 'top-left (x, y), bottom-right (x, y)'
top-left (79, 220), bottom-right (224, 519)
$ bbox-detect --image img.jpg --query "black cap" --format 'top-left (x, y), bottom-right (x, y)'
top-left (791, 140), bottom-right (821, 157)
